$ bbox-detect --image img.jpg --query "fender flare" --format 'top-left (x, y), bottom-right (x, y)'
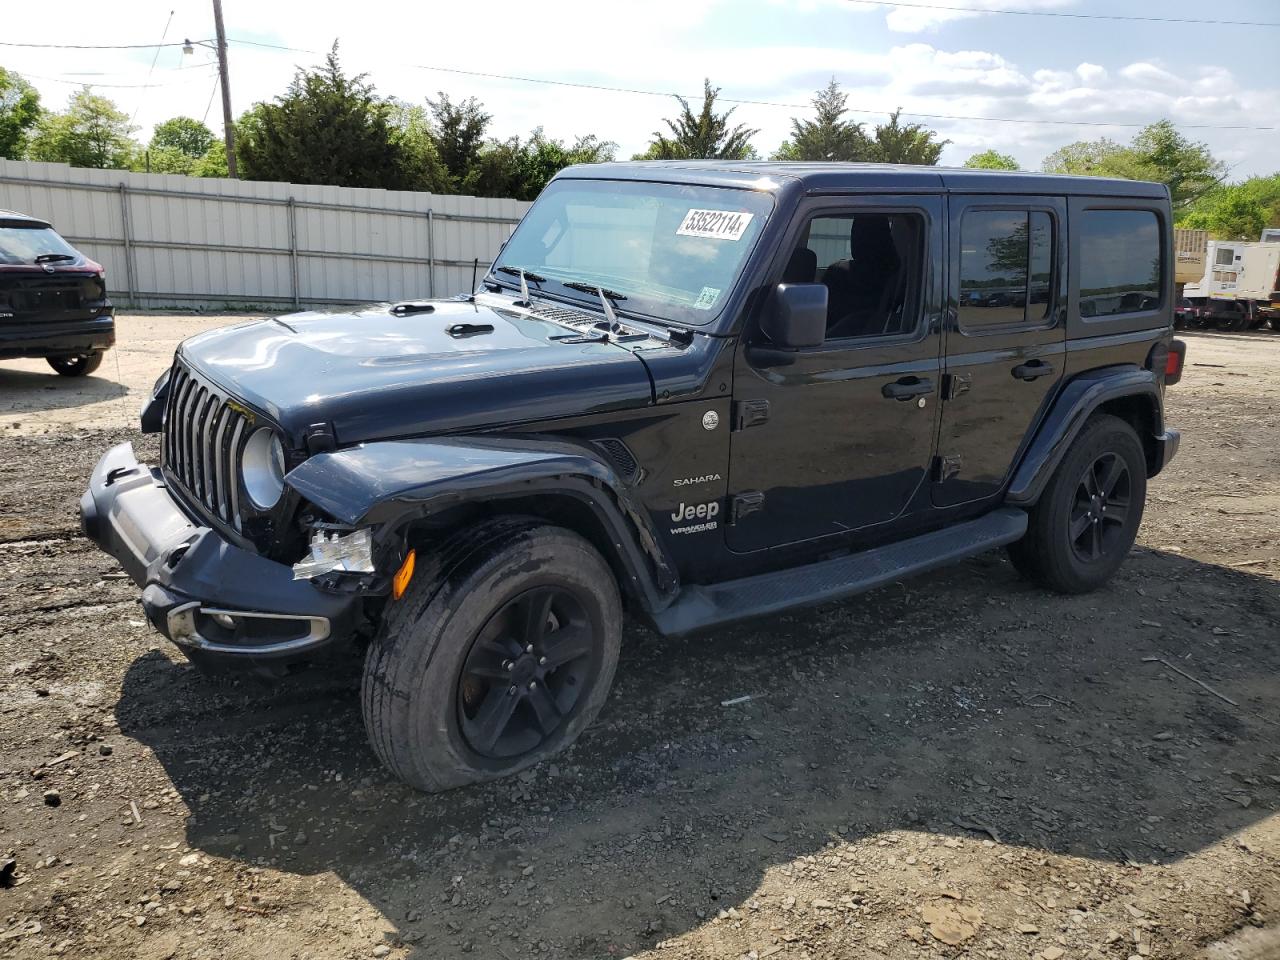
top-left (284, 435), bottom-right (678, 614)
top-left (1005, 366), bottom-right (1165, 506)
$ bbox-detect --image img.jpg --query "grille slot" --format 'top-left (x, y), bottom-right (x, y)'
top-left (162, 362), bottom-right (253, 530)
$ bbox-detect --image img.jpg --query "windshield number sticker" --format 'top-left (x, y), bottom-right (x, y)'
top-left (694, 286), bottom-right (720, 310)
top-left (676, 209), bottom-right (754, 241)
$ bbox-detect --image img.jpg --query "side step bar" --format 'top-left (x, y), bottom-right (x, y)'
top-left (651, 508), bottom-right (1028, 636)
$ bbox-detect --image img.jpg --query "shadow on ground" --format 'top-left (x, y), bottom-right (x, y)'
top-left (0, 363), bottom-right (125, 415)
top-left (116, 547), bottom-right (1280, 957)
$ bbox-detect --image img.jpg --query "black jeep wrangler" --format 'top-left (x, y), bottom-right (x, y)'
top-left (82, 162), bottom-right (1184, 792)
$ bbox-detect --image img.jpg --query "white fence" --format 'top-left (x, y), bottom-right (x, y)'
top-left (0, 159), bottom-right (531, 310)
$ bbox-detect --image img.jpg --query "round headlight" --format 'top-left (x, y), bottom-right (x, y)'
top-left (241, 427), bottom-right (286, 510)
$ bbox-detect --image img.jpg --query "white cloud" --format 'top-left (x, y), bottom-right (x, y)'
top-left (1076, 63), bottom-right (1107, 85)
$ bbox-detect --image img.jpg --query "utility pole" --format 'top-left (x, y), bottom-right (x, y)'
top-left (212, 0), bottom-right (237, 178)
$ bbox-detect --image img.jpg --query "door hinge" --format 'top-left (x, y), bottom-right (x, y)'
top-left (932, 454), bottom-right (962, 482)
top-left (730, 491), bottom-right (765, 524)
top-left (732, 398), bottom-right (771, 431)
top-left (942, 373), bottom-right (971, 401)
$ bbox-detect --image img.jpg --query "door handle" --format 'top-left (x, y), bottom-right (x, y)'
top-left (881, 376), bottom-right (933, 401)
top-left (1011, 360), bottom-right (1055, 381)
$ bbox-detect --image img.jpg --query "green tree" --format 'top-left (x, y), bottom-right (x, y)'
top-left (387, 100), bottom-right (451, 193)
top-left (1041, 120), bottom-right (1225, 209)
top-left (1179, 173), bottom-right (1280, 240)
top-left (963, 149), bottom-right (1018, 170)
top-left (0, 66), bottom-right (42, 159)
top-left (27, 88), bottom-right (137, 169)
top-left (638, 79), bottom-right (758, 160)
top-left (237, 45), bottom-right (415, 189)
top-left (868, 109), bottom-right (948, 165)
top-left (150, 116), bottom-right (215, 158)
top-left (426, 93), bottom-right (490, 190)
top-left (190, 139), bottom-right (229, 178)
top-left (465, 129), bottom-right (616, 200)
top-left (772, 79), bottom-right (873, 162)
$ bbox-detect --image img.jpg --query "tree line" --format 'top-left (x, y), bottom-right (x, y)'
top-left (1, 51), bottom-right (1275, 239)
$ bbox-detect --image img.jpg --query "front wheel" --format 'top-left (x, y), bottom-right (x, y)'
top-left (47, 352), bottom-right (104, 377)
top-left (1008, 414), bottom-right (1147, 594)
top-left (361, 521), bottom-right (622, 793)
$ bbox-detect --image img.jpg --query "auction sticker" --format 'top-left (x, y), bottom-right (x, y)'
top-left (676, 209), bottom-right (754, 241)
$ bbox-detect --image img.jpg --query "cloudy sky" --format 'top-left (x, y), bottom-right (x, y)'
top-left (4, 0), bottom-right (1277, 179)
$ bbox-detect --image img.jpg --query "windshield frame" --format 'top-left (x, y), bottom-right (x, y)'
top-left (488, 177), bottom-right (777, 329)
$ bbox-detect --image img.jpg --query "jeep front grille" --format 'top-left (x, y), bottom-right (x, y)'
top-left (162, 362), bottom-right (252, 531)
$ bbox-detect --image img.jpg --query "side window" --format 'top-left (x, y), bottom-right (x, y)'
top-left (783, 212), bottom-right (923, 341)
top-left (1078, 209), bottom-right (1162, 318)
top-left (958, 209), bottom-right (1055, 332)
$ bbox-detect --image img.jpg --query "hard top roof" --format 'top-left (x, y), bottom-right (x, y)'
top-left (556, 160), bottom-right (1169, 199)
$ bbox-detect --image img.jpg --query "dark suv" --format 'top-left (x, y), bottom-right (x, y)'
top-left (82, 163), bottom-right (1184, 792)
top-left (0, 210), bottom-right (114, 376)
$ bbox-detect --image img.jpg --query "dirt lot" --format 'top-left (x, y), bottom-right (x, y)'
top-left (1, 316), bottom-right (1278, 960)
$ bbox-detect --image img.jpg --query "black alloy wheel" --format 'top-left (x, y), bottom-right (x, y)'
top-left (457, 586), bottom-right (598, 759)
top-left (1069, 452), bottom-right (1131, 563)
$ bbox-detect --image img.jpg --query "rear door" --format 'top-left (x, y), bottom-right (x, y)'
top-left (932, 195), bottom-right (1067, 507)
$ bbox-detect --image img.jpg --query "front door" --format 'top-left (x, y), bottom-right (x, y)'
top-left (932, 195), bottom-right (1067, 506)
top-left (726, 196), bottom-right (944, 553)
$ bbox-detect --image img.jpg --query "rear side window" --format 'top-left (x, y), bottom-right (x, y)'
top-left (1078, 210), bottom-right (1162, 318)
top-left (958, 210), bottom-right (1054, 331)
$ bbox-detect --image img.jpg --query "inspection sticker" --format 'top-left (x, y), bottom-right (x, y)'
top-left (694, 286), bottom-right (721, 309)
top-left (676, 209), bottom-right (754, 241)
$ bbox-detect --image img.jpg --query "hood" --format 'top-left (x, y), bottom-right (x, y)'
top-left (177, 299), bottom-right (657, 445)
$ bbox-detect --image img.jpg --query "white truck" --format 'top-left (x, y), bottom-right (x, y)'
top-left (1183, 236), bottom-right (1280, 330)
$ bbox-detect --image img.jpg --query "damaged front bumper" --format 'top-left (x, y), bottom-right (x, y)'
top-left (80, 442), bottom-right (361, 668)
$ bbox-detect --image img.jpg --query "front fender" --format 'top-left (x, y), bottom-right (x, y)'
top-left (284, 436), bottom-right (677, 613)
top-left (1005, 366), bottom-right (1164, 506)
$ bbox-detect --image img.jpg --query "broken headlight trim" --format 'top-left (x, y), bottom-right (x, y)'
top-left (292, 527), bottom-right (375, 580)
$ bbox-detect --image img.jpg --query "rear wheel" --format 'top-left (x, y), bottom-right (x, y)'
top-left (47, 353), bottom-right (104, 377)
top-left (361, 521), bottom-right (622, 792)
top-left (1008, 414), bottom-right (1147, 593)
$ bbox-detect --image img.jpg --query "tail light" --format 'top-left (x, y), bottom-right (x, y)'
top-left (1148, 338), bottom-right (1186, 386)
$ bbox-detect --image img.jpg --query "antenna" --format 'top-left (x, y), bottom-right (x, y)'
top-left (471, 257), bottom-right (479, 294)
top-left (518, 269), bottom-right (531, 307)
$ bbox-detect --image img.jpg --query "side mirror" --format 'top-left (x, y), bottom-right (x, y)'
top-left (760, 283), bottom-right (828, 349)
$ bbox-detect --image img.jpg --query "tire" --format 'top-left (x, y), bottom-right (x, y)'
top-left (1008, 414), bottom-right (1147, 594)
top-left (361, 520), bottom-right (622, 793)
top-left (47, 352), bottom-right (104, 377)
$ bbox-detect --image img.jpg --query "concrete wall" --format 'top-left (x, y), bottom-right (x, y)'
top-left (0, 159), bottom-right (532, 310)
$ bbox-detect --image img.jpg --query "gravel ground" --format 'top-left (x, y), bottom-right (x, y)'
top-left (1, 317), bottom-right (1278, 960)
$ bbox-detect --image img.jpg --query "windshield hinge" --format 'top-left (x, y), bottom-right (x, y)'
top-left (730, 491), bottom-right (766, 525)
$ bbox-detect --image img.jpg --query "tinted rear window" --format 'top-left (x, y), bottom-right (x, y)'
top-left (0, 223), bottom-right (79, 266)
top-left (1078, 210), bottom-right (1162, 318)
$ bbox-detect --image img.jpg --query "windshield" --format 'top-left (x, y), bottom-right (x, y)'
top-left (493, 178), bottom-right (773, 326)
top-left (0, 224), bottom-right (80, 266)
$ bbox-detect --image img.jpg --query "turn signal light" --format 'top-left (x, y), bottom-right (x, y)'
top-left (1165, 339), bottom-right (1186, 386)
top-left (392, 549), bottom-right (416, 601)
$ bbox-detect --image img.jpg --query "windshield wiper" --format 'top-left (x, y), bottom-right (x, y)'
top-left (495, 265), bottom-right (546, 283)
top-left (562, 280), bottom-right (628, 301)
top-left (34, 253), bottom-right (76, 264)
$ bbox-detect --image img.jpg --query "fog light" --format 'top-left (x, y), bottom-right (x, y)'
top-left (210, 612), bottom-right (237, 629)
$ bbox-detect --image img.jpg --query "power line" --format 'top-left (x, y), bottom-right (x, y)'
top-left (20, 68), bottom-right (216, 90)
top-left (131, 9), bottom-right (177, 125)
top-left (0, 39), bottom-right (207, 50)
top-left (226, 40), bottom-right (1276, 132)
top-left (842, 0), bottom-right (1280, 28)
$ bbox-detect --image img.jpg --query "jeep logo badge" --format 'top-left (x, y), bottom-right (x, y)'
top-left (702, 410), bottom-right (719, 431)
